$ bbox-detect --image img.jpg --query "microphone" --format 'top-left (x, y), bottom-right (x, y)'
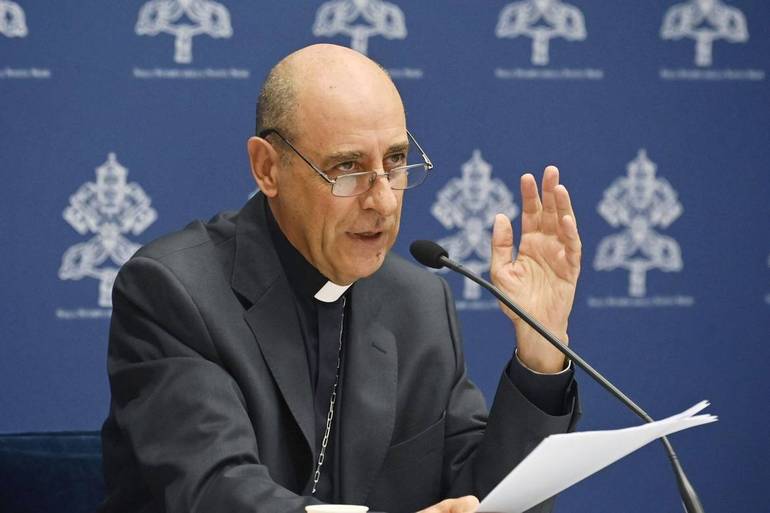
top-left (409, 239), bottom-right (448, 269)
top-left (409, 239), bottom-right (706, 513)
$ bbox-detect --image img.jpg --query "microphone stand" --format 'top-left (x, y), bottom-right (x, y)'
top-left (439, 255), bottom-right (705, 513)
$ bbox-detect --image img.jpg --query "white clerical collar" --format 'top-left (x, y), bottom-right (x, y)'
top-left (314, 281), bottom-right (352, 303)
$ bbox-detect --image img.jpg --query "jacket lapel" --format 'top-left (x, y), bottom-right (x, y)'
top-left (340, 280), bottom-right (398, 505)
top-left (232, 194), bottom-right (316, 459)
top-left (243, 283), bottom-right (316, 457)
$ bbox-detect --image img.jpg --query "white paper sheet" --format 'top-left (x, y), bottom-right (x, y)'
top-left (478, 401), bottom-right (717, 513)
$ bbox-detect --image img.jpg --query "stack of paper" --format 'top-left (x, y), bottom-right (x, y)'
top-left (479, 401), bottom-right (717, 513)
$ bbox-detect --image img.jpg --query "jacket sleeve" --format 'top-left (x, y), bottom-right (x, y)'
top-left (438, 278), bottom-right (580, 513)
top-left (102, 256), bottom-right (320, 513)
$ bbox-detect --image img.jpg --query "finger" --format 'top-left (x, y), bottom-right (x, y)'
top-left (520, 173), bottom-right (542, 234)
top-left (560, 214), bottom-right (582, 269)
top-left (490, 213), bottom-right (515, 273)
top-left (540, 165), bottom-right (560, 235)
top-left (554, 185), bottom-right (582, 270)
top-left (554, 184), bottom-right (577, 226)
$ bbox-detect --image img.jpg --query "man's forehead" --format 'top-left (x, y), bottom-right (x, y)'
top-left (292, 89), bottom-right (406, 157)
top-left (294, 85), bottom-right (404, 126)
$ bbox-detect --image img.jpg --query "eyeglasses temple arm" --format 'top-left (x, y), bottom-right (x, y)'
top-left (407, 129), bottom-right (433, 169)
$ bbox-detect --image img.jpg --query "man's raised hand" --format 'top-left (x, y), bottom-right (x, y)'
top-left (490, 166), bottom-right (582, 374)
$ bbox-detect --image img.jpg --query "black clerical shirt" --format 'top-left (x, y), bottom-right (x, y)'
top-left (266, 204), bottom-right (350, 502)
top-left (265, 202), bottom-right (575, 503)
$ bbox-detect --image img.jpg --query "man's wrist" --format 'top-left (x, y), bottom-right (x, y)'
top-left (514, 321), bottom-right (569, 373)
top-left (507, 351), bottom-right (575, 416)
top-left (515, 348), bottom-right (572, 375)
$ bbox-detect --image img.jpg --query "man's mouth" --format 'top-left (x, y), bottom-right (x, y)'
top-left (349, 231), bottom-right (384, 241)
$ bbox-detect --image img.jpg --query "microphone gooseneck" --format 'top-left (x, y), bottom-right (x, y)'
top-left (409, 239), bottom-right (705, 513)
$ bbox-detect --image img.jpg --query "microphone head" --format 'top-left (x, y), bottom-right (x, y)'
top-left (410, 240), bottom-right (448, 269)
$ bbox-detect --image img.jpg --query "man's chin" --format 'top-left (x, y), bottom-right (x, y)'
top-left (337, 254), bottom-right (387, 284)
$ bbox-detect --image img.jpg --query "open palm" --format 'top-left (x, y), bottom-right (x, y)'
top-left (490, 166), bottom-right (581, 373)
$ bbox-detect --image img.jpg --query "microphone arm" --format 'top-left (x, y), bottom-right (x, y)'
top-left (436, 253), bottom-right (705, 513)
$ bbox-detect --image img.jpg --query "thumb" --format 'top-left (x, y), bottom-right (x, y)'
top-left (491, 213), bottom-right (515, 271)
top-left (451, 495), bottom-right (479, 513)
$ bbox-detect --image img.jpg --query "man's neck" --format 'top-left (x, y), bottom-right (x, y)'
top-left (265, 200), bottom-right (351, 302)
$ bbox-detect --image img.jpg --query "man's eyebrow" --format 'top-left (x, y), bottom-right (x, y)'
top-left (320, 141), bottom-right (410, 168)
top-left (386, 141), bottom-right (410, 154)
top-left (321, 151), bottom-right (363, 168)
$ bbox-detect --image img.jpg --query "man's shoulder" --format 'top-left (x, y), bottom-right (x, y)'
top-left (133, 210), bottom-right (238, 265)
top-left (114, 209), bottom-right (243, 304)
top-left (380, 251), bottom-right (434, 279)
top-left (371, 251), bottom-right (449, 299)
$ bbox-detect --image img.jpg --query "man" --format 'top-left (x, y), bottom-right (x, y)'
top-left (100, 44), bottom-right (582, 513)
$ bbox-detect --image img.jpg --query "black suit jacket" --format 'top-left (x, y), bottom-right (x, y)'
top-left (100, 193), bottom-right (578, 513)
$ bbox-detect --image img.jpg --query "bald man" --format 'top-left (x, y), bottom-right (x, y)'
top-left (100, 45), bottom-right (581, 513)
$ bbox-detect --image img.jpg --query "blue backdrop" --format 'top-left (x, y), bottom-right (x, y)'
top-left (2, 1), bottom-right (769, 511)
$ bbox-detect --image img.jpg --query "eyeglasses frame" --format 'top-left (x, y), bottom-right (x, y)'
top-left (257, 128), bottom-right (434, 197)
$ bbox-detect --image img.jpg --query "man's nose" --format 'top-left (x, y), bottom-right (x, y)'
top-left (361, 173), bottom-right (398, 215)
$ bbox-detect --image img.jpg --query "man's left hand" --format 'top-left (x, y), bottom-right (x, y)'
top-left (416, 495), bottom-right (479, 513)
top-left (490, 166), bottom-right (582, 374)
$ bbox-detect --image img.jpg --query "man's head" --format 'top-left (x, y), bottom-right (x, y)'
top-left (248, 44), bottom-right (408, 285)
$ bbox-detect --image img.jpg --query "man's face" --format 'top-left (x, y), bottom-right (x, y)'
top-left (269, 73), bottom-right (407, 285)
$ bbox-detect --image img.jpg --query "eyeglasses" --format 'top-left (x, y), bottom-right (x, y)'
top-left (258, 128), bottom-right (434, 197)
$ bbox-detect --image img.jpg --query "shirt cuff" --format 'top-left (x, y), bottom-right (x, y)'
top-left (506, 350), bottom-right (575, 416)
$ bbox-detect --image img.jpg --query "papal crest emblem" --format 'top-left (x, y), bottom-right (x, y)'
top-left (59, 153), bottom-right (157, 308)
top-left (661, 0), bottom-right (749, 67)
top-left (431, 150), bottom-right (519, 305)
top-left (313, 0), bottom-right (407, 55)
top-left (496, 0), bottom-right (586, 66)
top-left (135, 0), bottom-right (233, 63)
top-left (594, 150), bottom-right (683, 297)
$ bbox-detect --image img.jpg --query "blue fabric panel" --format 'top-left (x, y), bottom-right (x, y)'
top-left (0, 432), bottom-right (104, 513)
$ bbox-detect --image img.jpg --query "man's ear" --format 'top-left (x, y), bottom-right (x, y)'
top-left (247, 136), bottom-right (280, 197)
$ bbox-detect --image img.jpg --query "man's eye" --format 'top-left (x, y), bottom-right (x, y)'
top-left (333, 161), bottom-right (357, 174)
top-left (386, 153), bottom-right (407, 167)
